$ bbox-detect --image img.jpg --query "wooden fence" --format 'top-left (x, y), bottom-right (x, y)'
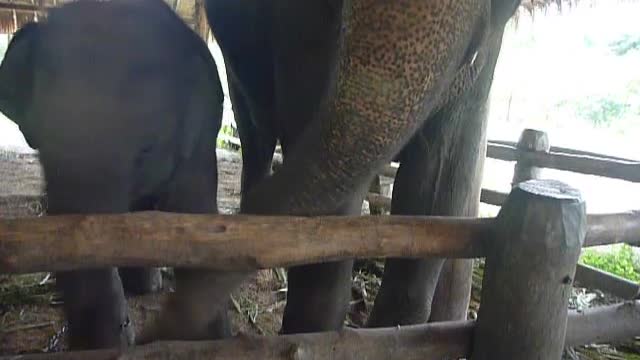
top-left (366, 129), bottom-right (640, 301)
top-left (0, 129), bottom-right (639, 359)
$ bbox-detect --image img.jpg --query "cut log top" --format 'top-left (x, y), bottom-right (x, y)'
top-left (516, 178), bottom-right (583, 201)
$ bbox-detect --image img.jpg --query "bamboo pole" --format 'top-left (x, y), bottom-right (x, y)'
top-left (4, 301), bottom-right (638, 360)
top-left (0, 213), bottom-right (491, 274)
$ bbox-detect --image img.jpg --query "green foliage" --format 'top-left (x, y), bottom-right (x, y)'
top-left (216, 123), bottom-right (240, 151)
top-left (609, 34), bottom-right (640, 56)
top-left (573, 96), bottom-right (630, 127)
top-left (580, 244), bottom-right (640, 282)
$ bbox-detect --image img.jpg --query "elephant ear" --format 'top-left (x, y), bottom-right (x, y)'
top-left (0, 22), bottom-right (40, 149)
top-left (179, 41), bottom-right (224, 159)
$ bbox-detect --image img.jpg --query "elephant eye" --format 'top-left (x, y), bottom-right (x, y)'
top-left (140, 145), bottom-right (153, 157)
top-left (134, 145), bottom-right (154, 167)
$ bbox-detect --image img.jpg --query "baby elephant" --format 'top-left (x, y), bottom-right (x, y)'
top-left (0, 0), bottom-right (226, 349)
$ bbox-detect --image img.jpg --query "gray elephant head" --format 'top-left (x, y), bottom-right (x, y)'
top-left (0, 0), bottom-right (223, 213)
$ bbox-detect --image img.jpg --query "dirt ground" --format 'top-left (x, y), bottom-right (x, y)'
top-left (1, 148), bottom-right (638, 358)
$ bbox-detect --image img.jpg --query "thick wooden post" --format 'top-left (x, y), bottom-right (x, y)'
top-left (512, 128), bottom-right (550, 185)
top-left (473, 179), bottom-right (586, 359)
top-left (510, 129), bottom-right (635, 299)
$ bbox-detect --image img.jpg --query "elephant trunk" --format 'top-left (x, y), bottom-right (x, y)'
top-left (242, 0), bottom-right (489, 216)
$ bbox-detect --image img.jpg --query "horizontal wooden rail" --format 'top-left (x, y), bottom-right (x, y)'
top-left (5, 301), bottom-right (638, 360)
top-left (1, 211), bottom-right (638, 274)
top-left (367, 189), bottom-right (508, 209)
top-left (575, 263), bottom-right (640, 300)
top-left (479, 189), bottom-right (508, 207)
top-left (365, 191), bottom-right (638, 246)
top-left (488, 140), bottom-right (637, 163)
top-left (0, 212), bottom-right (491, 274)
top-left (584, 211), bottom-right (640, 247)
top-left (0, 2), bottom-right (42, 13)
top-left (486, 143), bottom-right (640, 182)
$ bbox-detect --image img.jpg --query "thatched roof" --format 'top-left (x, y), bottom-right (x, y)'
top-left (0, 0), bottom-right (208, 36)
top-left (0, 0), bottom-right (635, 36)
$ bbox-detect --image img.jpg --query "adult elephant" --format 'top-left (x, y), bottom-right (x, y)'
top-left (0, 0), bottom-right (225, 349)
top-left (146, 0), bottom-right (522, 340)
top-left (204, 0), bottom-right (522, 334)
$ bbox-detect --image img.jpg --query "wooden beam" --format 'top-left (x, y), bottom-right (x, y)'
top-left (0, 212), bottom-right (492, 274)
top-left (367, 189), bottom-right (508, 208)
top-left (0, 3), bottom-right (42, 13)
top-left (489, 139), bottom-right (637, 163)
top-left (479, 188), bottom-right (508, 206)
top-left (487, 143), bottom-right (640, 182)
top-left (0, 321), bottom-right (476, 360)
top-left (4, 302), bottom-right (638, 359)
top-left (584, 211), bottom-right (640, 247)
top-left (574, 263), bottom-right (640, 300)
top-left (1, 209), bottom-right (638, 274)
top-left (565, 300), bottom-right (640, 347)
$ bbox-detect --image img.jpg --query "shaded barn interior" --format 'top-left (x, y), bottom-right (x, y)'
top-left (0, 0), bottom-right (210, 39)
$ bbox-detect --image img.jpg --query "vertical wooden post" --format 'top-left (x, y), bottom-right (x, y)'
top-left (472, 179), bottom-right (586, 359)
top-left (512, 128), bottom-right (550, 185)
top-left (509, 129), bottom-right (628, 299)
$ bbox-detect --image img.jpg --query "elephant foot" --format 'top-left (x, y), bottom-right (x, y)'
top-left (137, 269), bottom-right (246, 343)
top-left (367, 258), bottom-right (444, 328)
top-left (281, 261), bottom-right (354, 334)
top-left (57, 269), bottom-right (135, 350)
top-left (119, 267), bottom-right (163, 295)
top-left (137, 298), bottom-right (231, 344)
top-left (67, 311), bottom-right (135, 350)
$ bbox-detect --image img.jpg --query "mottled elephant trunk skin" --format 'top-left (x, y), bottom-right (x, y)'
top-left (243, 0), bottom-right (486, 216)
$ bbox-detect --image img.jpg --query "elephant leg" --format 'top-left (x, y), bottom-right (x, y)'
top-left (369, 93), bottom-right (488, 327)
top-left (427, 9), bottom-right (516, 323)
top-left (117, 267), bottom-right (163, 296)
top-left (429, 259), bottom-right (474, 322)
top-left (118, 198), bottom-right (163, 295)
top-left (56, 269), bottom-right (134, 349)
top-left (228, 75), bottom-right (277, 195)
top-left (367, 136), bottom-right (446, 327)
top-left (281, 261), bottom-right (354, 334)
top-left (138, 151), bottom-right (246, 342)
top-left (45, 181), bottom-right (135, 350)
top-left (280, 194), bottom-right (364, 334)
